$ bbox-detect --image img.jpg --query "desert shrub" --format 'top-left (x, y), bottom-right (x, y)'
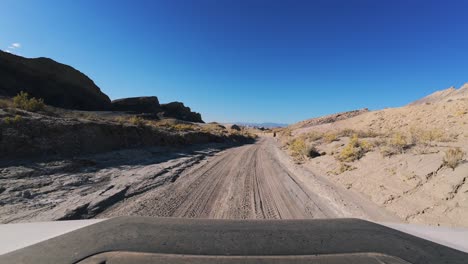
top-left (337, 128), bottom-right (356, 137)
top-left (408, 127), bottom-right (451, 145)
top-left (288, 137), bottom-right (320, 158)
top-left (389, 132), bottom-right (408, 153)
top-left (324, 133), bottom-right (338, 143)
top-left (3, 115), bottom-right (23, 125)
top-left (279, 128), bottom-right (292, 137)
top-left (380, 132), bottom-right (409, 156)
top-left (202, 123), bottom-right (226, 133)
top-left (114, 116), bottom-right (127, 125)
top-left (289, 138), bottom-right (307, 157)
top-left (128, 116), bottom-right (145, 126)
top-left (12, 91), bottom-right (45, 112)
top-left (305, 131), bottom-right (323, 141)
top-left (357, 130), bottom-right (380, 138)
top-left (443, 148), bottom-right (465, 170)
top-left (338, 134), bottom-right (370, 162)
top-left (173, 123), bottom-right (197, 131)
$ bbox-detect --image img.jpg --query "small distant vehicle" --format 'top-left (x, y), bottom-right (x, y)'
top-left (1, 217), bottom-right (467, 264)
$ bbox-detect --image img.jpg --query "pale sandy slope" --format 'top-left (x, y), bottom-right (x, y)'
top-left (100, 137), bottom-right (398, 222)
top-left (285, 84), bottom-right (468, 227)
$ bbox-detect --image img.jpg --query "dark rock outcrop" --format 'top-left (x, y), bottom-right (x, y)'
top-left (229, 124), bottom-right (241, 131)
top-left (0, 51), bottom-right (111, 110)
top-left (111, 97), bottom-right (203, 123)
top-left (160, 102), bottom-right (204, 123)
top-left (111, 96), bottom-right (160, 113)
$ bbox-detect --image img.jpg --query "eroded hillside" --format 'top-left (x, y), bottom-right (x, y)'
top-left (280, 84), bottom-right (468, 227)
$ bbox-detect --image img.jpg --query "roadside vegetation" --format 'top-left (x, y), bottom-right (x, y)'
top-left (338, 134), bottom-right (372, 162)
top-left (12, 91), bottom-right (45, 112)
top-left (443, 148), bottom-right (465, 170)
top-left (3, 115), bottom-right (23, 125)
top-left (279, 123), bottom-right (466, 176)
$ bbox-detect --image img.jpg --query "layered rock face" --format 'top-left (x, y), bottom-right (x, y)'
top-left (0, 51), bottom-right (111, 110)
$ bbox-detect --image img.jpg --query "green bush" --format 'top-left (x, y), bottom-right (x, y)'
top-left (13, 91), bottom-right (45, 112)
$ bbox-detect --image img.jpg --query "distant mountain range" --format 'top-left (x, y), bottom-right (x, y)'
top-left (233, 122), bottom-right (288, 128)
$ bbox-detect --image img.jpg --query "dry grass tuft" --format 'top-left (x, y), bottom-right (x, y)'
top-left (443, 148), bottom-right (465, 170)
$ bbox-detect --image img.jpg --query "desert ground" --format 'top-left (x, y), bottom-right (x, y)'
top-left (0, 137), bottom-right (397, 223)
top-left (279, 84), bottom-right (468, 227)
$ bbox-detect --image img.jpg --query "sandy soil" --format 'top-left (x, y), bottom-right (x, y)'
top-left (1, 138), bottom-right (398, 223)
top-left (281, 90), bottom-right (468, 227)
top-left (303, 138), bottom-right (468, 227)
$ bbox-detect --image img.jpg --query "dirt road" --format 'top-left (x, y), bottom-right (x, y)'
top-left (100, 137), bottom-right (397, 221)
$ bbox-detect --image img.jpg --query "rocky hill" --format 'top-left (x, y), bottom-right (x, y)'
top-left (290, 108), bottom-right (369, 130)
top-left (0, 51), bottom-right (204, 122)
top-left (0, 51), bottom-right (111, 110)
top-left (280, 84), bottom-right (468, 227)
top-left (409, 83), bottom-right (468, 106)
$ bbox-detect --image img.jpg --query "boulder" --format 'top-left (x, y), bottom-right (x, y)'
top-left (111, 96), bottom-right (160, 113)
top-left (229, 124), bottom-right (241, 131)
top-left (0, 51), bottom-right (111, 110)
top-left (160, 102), bottom-right (204, 123)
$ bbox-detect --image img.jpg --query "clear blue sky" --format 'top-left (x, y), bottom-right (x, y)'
top-left (1, 0), bottom-right (467, 123)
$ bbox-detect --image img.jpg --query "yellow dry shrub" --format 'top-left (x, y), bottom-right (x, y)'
top-left (324, 133), bottom-right (338, 143)
top-left (13, 92), bottom-right (45, 112)
top-left (443, 148), bottom-right (465, 170)
top-left (338, 134), bottom-right (370, 162)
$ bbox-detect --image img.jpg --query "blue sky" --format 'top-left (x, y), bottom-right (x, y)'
top-left (1, 0), bottom-right (467, 123)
